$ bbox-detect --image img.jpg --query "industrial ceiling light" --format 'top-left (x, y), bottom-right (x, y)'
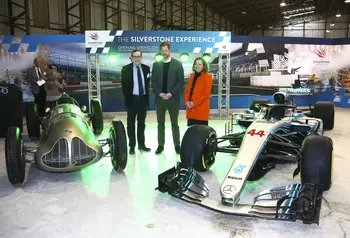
top-left (202, 53), bottom-right (211, 63)
top-left (154, 52), bottom-right (163, 62)
top-left (330, 22), bottom-right (335, 26)
top-left (336, 10), bottom-right (341, 17)
top-left (326, 29), bottom-right (331, 33)
top-left (179, 53), bottom-right (190, 62)
top-left (107, 53), bottom-right (118, 63)
top-left (280, 1), bottom-right (286, 7)
top-left (345, 0), bottom-right (350, 3)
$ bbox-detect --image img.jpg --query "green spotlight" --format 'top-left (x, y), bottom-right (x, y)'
top-left (202, 53), bottom-right (211, 63)
top-left (155, 52), bottom-right (164, 62)
top-left (107, 53), bottom-right (118, 63)
top-left (179, 52), bottom-right (190, 62)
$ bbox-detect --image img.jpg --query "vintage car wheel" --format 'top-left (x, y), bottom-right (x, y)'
top-left (91, 98), bottom-right (104, 134)
top-left (180, 125), bottom-right (217, 172)
top-left (314, 101), bottom-right (335, 130)
top-left (26, 103), bottom-right (41, 140)
top-left (5, 127), bottom-right (26, 185)
top-left (109, 120), bottom-right (128, 172)
top-left (301, 135), bottom-right (333, 191)
top-left (250, 98), bottom-right (270, 112)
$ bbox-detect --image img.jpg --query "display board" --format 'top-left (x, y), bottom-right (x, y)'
top-left (84, 30), bottom-right (231, 54)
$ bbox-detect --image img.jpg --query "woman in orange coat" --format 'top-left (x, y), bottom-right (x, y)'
top-left (184, 57), bottom-right (213, 126)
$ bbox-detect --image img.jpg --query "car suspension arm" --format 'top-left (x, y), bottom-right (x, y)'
top-left (263, 132), bottom-right (302, 161)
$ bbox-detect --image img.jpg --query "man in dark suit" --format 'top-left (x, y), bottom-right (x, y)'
top-left (121, 49), bottom-right (151, 155)
top-left (151, 42), bottom-right (185, 155)
top-left (28, 57), bottom-right (48, 117)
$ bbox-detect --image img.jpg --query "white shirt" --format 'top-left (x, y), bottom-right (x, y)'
top-left (163, 57), bottom-right (172, 63)
top-left (132, 64), bottom-right (145, 95)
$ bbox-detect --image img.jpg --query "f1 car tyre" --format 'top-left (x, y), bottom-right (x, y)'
top-left (313, 101), bottom-right (334, 130)
top-left (5, 127), bottom-right (26, 185)
top-left (250, 98), bottom-right (270, 112)
top-left (301, 135), bottom-right (333, 191)
top-left (180, 125), bottom-right (217, 172)
top-left (109, 120), bottom-right (128, 172)
top-left (26, 103), bottom-right (41, 140)
top-left (91, 99), bottom-right (104, 134)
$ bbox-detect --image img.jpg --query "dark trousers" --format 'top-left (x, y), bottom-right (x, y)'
top-left (33, 85), bottom-right (47, 117)
top-left (187, 119), bottom-right (208, 126)
top-left (127, 95), bottom-right (148, 148)
top-left (156, 99), bottom-right (180, 147)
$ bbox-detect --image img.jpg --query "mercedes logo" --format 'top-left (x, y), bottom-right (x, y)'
top-left (222, 185), bottom-right (236, 194)
top-left (0, 87), bottom-right (8, 95)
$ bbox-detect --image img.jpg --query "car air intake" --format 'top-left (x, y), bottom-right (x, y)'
top-left (42, 138), bottom-right (69, 168)
top-left (71, 137), bottom-right (96, 166)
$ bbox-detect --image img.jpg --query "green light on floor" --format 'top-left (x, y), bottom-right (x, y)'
top-left (202, 53), bottom-right (211, 63)
top-left (80, 162), bottom-right (111, 198)
top-left (179, 53), bottom-right (190, 62)
top-left (154, 53), bottom-right (163, 62)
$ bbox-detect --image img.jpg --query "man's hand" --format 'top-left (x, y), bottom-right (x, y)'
top-left (159, 93), bottom-right (168, 100)
top-left (165, 93), bottom-right (173, 99)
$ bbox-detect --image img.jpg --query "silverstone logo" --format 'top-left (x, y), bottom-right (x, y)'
top-left (89, 33), bottom-right (99, 41)
top-left (87, 32), bottom-right (105, 47)
top-left (316, 48), bottom-right (326, 58)
top-left (314, 48), bottom-right (330, 64)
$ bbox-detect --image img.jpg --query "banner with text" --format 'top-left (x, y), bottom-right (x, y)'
top-left (85, 30), bottom-right (231, 54)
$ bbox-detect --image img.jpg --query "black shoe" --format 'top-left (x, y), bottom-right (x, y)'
top-left (155, 146), bottom-right (164, 154)
top-left (129, 148), bottom-right (135, 155)
top-left (175, 145), bottom-right (181, 154)
top-left (138, 145), bottom-right (151, 152)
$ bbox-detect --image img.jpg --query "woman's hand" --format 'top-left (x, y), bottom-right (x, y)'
top-left (186, 101), bottom-right (194, 108)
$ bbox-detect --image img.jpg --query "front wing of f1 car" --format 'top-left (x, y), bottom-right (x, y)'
top-left (157, 164), bottom-right (322, 225)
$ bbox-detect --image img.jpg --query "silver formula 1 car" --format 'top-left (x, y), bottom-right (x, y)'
top-left (157, 92), bottom-right (334, 225)
top-left (5, 93), bottom-right (128, 185)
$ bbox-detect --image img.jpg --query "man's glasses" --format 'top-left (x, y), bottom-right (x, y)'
top-left (132, 56), bottom-right (142, 59)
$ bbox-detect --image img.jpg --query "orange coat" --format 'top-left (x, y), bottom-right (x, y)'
top-left (184, 72), bottom-right (213, 121)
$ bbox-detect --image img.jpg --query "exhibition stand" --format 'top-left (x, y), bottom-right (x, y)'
top-left (84, 30), bottom-right (231, 118)
top-left (0, 33), bottom-right (349, 114)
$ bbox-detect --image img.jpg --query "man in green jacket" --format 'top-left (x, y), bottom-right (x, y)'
top-left (151, 42), bottom-right (185, 155)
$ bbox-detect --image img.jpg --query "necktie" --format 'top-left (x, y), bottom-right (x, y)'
top-left (37, 68), bottom-right (42, 78)
top-left (137, 66), bottom-right (144, 96)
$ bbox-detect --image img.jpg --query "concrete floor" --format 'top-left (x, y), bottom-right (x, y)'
top-left (0, 109), bottom-right (350, 238)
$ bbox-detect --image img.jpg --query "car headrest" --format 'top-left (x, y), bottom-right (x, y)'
top-left (273, 92), bottom-right (291, 104)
